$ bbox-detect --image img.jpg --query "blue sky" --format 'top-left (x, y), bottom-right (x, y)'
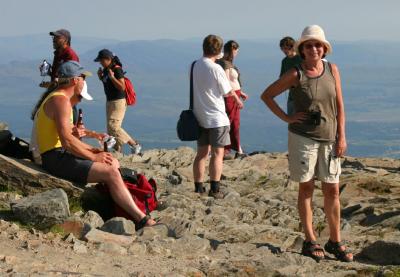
top-left (1, 0), bottom-right (399, 41)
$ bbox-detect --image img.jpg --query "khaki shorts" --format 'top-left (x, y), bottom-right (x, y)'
top-left (288, 131), bottom-right (341, 183)
top-left (197, 126), bottom-right (230, 148)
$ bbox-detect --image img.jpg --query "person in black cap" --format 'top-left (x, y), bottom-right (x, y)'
top-left (95, 49), bottom-right (141, 154)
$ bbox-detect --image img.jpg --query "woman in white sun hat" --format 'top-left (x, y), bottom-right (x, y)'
top-left (261, 25), bottom-right (352, 262)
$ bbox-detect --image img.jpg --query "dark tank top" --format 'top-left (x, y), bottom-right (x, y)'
top-left (289, 61), bottom-right (337, 142)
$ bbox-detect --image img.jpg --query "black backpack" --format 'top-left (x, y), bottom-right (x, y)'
top-left (0, 130), bottom-right (33, 161)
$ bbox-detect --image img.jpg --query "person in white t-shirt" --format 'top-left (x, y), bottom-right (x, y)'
top-left (192, 34), bottom-right (243, 199)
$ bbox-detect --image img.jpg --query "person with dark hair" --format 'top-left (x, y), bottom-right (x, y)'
top-left (279, 36), bottom-right (302, 115)
top-left (32, 61), bottom-right (155, 230)
top-left (279, 37), bottom-right (302, 77)
top-left (261, 25), bottom-right (352, 263)
top-left (217, 40), bottom-right (248, 159)
top-left (279, 37), bottom-right (302, 115)
top-left (95, 49), bottom-right (141, 154)
top-left (192, 35), bottom-right (243, 198)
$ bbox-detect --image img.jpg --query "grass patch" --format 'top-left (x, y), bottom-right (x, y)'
top-left (0, 183), bottom-right (14, 192)
top-left (69, 197), bottom-right (84, 213)
top-left (48, 224), bottom-right (66, 236)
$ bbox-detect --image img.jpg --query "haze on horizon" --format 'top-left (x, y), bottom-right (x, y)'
top-left (1, 0), bottom-right (399, 42)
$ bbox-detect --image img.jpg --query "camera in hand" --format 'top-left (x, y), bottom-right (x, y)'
top-left (306, 110), bottom-right (321, 126)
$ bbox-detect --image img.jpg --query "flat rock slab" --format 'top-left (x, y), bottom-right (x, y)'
top-left (83, 228), bottom-right (135, 247)
top-left (11, 188), bottom-right (70, 228)
top-left (0, 154), bottom-right (83, 197)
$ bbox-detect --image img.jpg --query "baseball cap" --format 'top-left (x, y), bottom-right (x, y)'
top-left (49, 29), bottom-right (71, 42)
top-left (58, 61), bottom-right (93, 100)
top-left (58, 61), bottom-right (92, 78)
top-left (94, 49), bottom-right (114, 62)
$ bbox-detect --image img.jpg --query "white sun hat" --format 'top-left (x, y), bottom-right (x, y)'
top-left (295, 25), bottom-right (332, 55)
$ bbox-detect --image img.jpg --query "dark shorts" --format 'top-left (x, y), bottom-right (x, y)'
top-left (41, 148), bottom-right (93, 185)
top-left (197, 126), bottom-right (230, 148)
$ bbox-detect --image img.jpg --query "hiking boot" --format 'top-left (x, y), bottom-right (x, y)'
top-left (208, 190), bottom-right (224, 199)
top-left (194, 183), bottom-right (206, 194)
top-left (130, 143), bottom-right (142, 155)
top-left (235, 152), bottom-right (248, 159)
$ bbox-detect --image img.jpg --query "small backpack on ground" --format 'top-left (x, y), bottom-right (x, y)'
top-left (114, 66), bottom-right (137, 106)
top-left (0, 130), bottom-right (33, 161)
top-left (97, 168), bottom-right (158, 218)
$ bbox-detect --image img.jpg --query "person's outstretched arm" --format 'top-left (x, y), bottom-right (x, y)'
top-left (260, 68), bottom-right (307, 124)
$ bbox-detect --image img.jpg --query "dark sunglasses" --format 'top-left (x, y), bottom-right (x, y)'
top-left (304, 42), bottom-right (324, 49)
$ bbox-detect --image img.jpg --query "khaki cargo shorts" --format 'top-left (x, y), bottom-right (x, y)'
top-left (288, 131), bottom-right (341, 184)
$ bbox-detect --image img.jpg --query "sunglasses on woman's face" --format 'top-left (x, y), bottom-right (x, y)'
top-left (304, 42), bottom-right (324, 49)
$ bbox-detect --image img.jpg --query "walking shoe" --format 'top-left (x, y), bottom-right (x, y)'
top-left (130, 143), bottom-right (142, 155)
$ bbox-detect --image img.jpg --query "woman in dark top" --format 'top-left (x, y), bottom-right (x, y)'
top-left (261, 25), bottom-right (353, 263)
top-left (95, 49), bottom-right (141, 154)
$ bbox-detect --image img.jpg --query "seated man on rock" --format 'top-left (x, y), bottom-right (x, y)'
top-left (31, 61), bottom-right (155, 230)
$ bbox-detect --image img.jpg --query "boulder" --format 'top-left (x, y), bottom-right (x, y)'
top-left (82, 210), bottom-right (104, 229)
top-left (137, 224), bottom-right (170, 241)
top-left (0, 154), bottom-right (83, 197)
top-left (358, 240), bottom-right (400, 265)
top-left (100, 217), bottom-right (136, 236)
top-left (10, 189), bottom-right (70, 228)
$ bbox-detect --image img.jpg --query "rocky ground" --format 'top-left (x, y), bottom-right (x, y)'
top-left (0, 147), bottom-right (400, 276)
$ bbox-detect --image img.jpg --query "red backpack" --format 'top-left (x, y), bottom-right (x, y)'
top-left (114, 65), bottom-right (137, 106)
top-left (115, 174), bottom-right (158, 218)
top-left (96, 171), bottom-right (158, 218)
top-left (123, 77), bottom-right (136, 106)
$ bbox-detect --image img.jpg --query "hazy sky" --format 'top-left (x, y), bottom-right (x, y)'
top-left (1, 0), bottom-right (399, 41)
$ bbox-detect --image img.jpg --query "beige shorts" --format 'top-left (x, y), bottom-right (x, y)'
top-left (288, 131), bottom-right (341, 184)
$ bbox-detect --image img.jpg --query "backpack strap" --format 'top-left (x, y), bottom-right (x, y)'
top-left (294, 65), bottom-right (302, 81)
top-left (189, 61), bottom-right (196, 110)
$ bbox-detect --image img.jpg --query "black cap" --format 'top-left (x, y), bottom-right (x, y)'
top-left (94, 49), bottom-right (114, 62)
top-left (50, 29), bottom-right (71, 43)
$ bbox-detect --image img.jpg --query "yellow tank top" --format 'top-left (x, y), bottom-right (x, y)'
top-left (35, 91), bottom-right (73, 154)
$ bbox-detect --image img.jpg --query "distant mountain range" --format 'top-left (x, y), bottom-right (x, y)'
top-left (0, 35), bottom-right (399, 157)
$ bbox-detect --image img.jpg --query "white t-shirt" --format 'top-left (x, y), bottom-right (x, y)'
top-left (192, 57), bottom-right (232, 128)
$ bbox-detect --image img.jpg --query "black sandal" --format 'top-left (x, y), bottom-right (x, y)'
top-left (301, 240), bottom-right (325, 262)
top-left (135, 215), bottom-right (151, 231)
top-left (324, 240), bottom-right (353, 262)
